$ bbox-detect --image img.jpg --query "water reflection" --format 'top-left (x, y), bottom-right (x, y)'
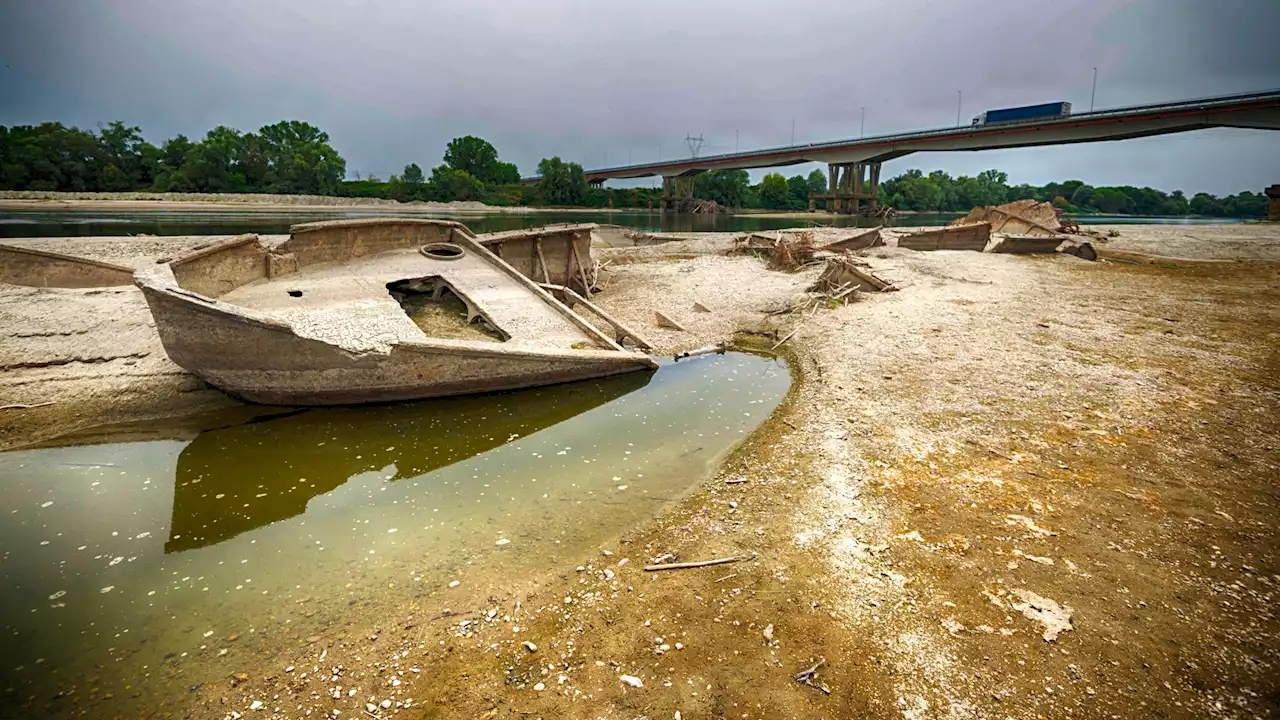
top-left (0, 208), bottom-right (1244, 239)
top-left (0, 352), bottom-right (789, 719)
top-left (167, 371), bottom-right (652, 552)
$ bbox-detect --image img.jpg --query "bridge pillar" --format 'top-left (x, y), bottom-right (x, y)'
top-left (868, 162), bottom-right (882, 212)
top-left (658, 176), bottom-right (695, 212)
top-left (1267, 184), bottom-right (1280, 221)
top-left (810, 161), bottom-right (883, 215)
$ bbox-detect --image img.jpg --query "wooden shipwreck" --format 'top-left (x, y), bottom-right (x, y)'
top-left (898, 222), bottom-right (992, 251)
top-left (134, 219), bottom-right (657, 405)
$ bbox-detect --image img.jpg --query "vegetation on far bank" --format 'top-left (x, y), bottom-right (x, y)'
top-left (0, 121), bottom-right (1268, 217)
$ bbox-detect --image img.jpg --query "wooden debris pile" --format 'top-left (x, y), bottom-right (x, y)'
top-left (951, 199), bottom-right (1065, 235)
top-left (732, 231), bottom-right (819, 271)
top-left (812, 256), bottom-right (897, 294)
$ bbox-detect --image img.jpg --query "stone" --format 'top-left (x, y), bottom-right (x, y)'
top-left (620, 675), bottom-right (644, 688)
top-left (249, 700), bottom-right (264, 711)
top-left (1011, 589), bottom-right (1074, 641)
top-left (380, 700), bottom-right (392, 709)
top-left (533, 682), bottom-right (546, 691)
top-left (522, 641), bottom-right (537, 652)
top-left (763, 624), bottom-right (775, 642)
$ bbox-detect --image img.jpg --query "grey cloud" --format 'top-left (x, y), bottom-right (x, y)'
top-left (1, 0), bottom-right (1277, 194)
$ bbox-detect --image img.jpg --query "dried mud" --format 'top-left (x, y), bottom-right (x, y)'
top-left (1, 224), bottom-right (1278, 719)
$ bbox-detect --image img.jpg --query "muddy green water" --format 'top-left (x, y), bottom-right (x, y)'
top-left (0, 209), bottom-right (1243, 239)
top-left (0, 352), bottom-right (789, 717)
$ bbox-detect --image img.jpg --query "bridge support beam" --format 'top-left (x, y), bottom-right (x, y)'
top-left (658, 176), bottom-right (695, 212)
top-left (810, 161), bottom-right (881, 215)
top-left (1267, 184), bottom-right (1280, 222)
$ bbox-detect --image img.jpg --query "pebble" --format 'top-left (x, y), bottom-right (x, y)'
top-left (249, 700), bottom-right (264, 711)
top-left (380, 700), bottom-right (392, 709)
top-left (763, 624), bottom-right (775, 642)
top-left (366, 703), bottom-right (377, 713)
top-left (522, 641), bottom-right (538, 652)
top-left (533, 682), bottom-right (546, 691)
top-left (495, 538), bottom-right (511, 546)
top-left (620, 675), bottom-right (644, 688)
top-left (448, 580), bottom-right (460, 588)
top-left (285, 666), bottom-right (295, 673)
top-left (602, 569), bottom-right (616, 580)
top-left (675, 643), bottom-right (684, 650)
top-left (601, 550), bottom-right (614, 557)
top-left (618, 558), bottom-right (630, 567)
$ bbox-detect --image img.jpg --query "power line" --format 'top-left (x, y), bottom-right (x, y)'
top-left (684, 133), bottom-right (705, 158)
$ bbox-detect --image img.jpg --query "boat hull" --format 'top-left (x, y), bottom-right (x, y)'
top-left (139, 283), bottom-right (656, 405)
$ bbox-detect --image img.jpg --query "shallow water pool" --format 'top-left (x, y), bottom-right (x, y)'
top-left (0, 352), bottom-right (789, 716)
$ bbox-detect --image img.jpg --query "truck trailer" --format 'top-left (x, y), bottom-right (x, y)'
top-left (972, 101), bottom-right (1072, 127)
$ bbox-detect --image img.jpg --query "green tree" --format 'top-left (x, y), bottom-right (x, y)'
top-left (400, 162), bottom-right (423, 187)
top-left (787, 175), bottom-right (810, 210)
top-left (1189, 192), bottom-right (1222, 216)
top-left (806, 169), bottom-right (827, 195)
top-left (442, 136), bottom-right (504, 185)
top-left (185, 126), bottom-right (246, 192)
top-left (1069, 185), bottom-right (1095, 208)
top-left (535, 157), bottom-right (587, 206)
top-left (693, 169), bottom-right (749, 207)
top-left (257, 120), bottom-right (345, 195)
top-left (428, 165), bottom-right (483, 202)
top-left (96, 121), bottom-right (151, 190)
top-left (759, 173), bottom-right (790, 209)
top-left (1091, 187), bottom-right (1134, 214)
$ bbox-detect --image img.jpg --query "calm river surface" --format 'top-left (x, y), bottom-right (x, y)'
top-left (0, 208), bottom-right (1248, 238)
top-left (0, 352), bottom-right (790, 717)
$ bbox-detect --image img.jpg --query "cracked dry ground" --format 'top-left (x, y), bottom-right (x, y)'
top-left (396, 251), bottom-right (1279, 720)
top-left (3, 238), bottom-right (1277, 719)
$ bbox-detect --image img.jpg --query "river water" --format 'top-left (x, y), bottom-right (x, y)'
top-left (0, 208), bottom-right (1247, 238)
top-left (0, 352), bottom-right (790, 717)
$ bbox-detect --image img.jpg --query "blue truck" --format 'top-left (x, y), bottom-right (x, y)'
top-left (972, 101), bottom-right (1072, 127)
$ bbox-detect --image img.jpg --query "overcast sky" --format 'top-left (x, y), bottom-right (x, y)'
top-left (2, 0), bottom-right (1278, 195)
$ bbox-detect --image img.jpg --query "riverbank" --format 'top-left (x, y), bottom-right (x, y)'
top-left (1, 193), bottom-right (1259, 226)
top-left (2, 223), bottom-right (1278, 718)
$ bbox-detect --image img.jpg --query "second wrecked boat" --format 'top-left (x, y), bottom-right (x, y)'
top-left (135, 219), bottom-right (657, 405)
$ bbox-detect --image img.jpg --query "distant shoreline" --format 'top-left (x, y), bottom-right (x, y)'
top-left (0, 193), bottom-right (1256, 222)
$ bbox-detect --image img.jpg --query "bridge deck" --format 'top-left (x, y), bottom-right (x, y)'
top-left (519, 89), bottom-right (1280, 182)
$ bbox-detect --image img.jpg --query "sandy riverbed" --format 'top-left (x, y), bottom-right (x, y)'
top-left (1, 223), bottom-right (1278, 718)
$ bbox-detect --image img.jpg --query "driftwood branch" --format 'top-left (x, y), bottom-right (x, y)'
top-left (674, 343), bottom-right (729, 361)
top-left (793, 657), bottom-right (831, 694)
top-left (644, 555), bottom-right (749, 572)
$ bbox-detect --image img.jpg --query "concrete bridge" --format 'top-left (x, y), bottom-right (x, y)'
top-left (526, 89), bottom-right (1280, 213)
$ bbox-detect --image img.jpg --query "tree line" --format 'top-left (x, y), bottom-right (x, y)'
top-left (0, 121), bottom-right (346, 196)
top-left (0, 121), bottom-right (1267, 217)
